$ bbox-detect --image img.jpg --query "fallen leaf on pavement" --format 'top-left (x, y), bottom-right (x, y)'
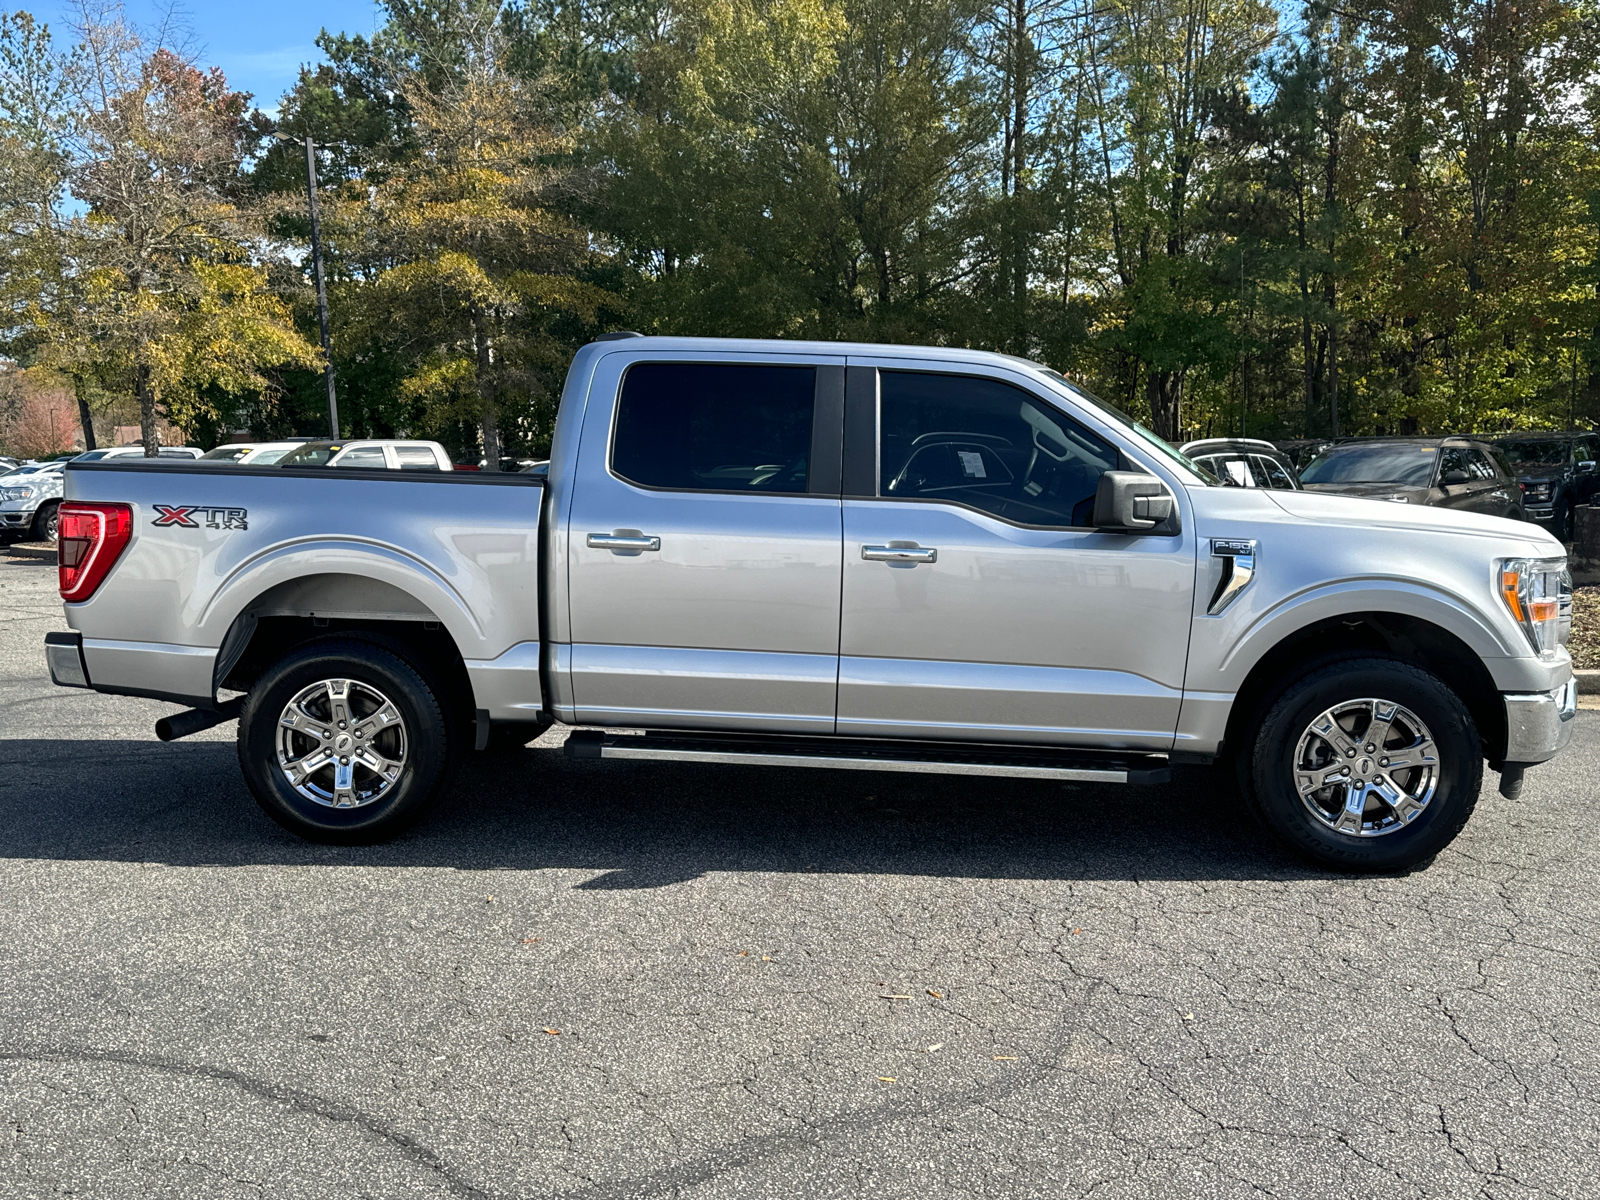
top-left (542, 1028), bottom-right (560, 1036)
top-left (880, 994), bottom-right (912, 1000)
top-left (993, 1056), bottom-right (1017, 1061)
top-left (520, 938), bottom-right (541, 945)
top-left (1182, 1013), bottom-right (1195, 1021)
top-left (877, 1076), bottom-right (896, 1083)
top-left (1071, 928), bottom-right (1082, 935)
top-left (927, 1043), bottom-right (943, 1052)
top-left (926, 989), bottom-right (943, 999)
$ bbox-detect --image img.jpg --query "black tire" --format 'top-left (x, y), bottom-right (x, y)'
top-left (1555, 497), bottom-right (1573, 543)
top-left (237, 637), bottom-right (454, 844)
top-left (32, 500), bottom-right (58, 542)
top-left (1244, 657), bottom-right (1482, 873)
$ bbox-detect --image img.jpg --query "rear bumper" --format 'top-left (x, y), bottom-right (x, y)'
top-left (44, 631), bottom-right (217, 706)
top-left (1503, 679), bottom-right (1578, 766)
top-left (44, 631), bottom-right (89, 687)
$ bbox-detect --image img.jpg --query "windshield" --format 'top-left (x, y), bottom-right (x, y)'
top-left (1497, 440), bottom-right (1567, 466)
top-left (1301, 444), bottom-right (1438, 487)
top-left (276, 444), bottom-right (338, 467)
top-left (200, 446), bottom-right (251, 461)
top-left (1038, 370), bottom-right (1215, 484)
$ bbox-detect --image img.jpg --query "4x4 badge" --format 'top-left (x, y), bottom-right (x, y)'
top-left (153, 505), bottom-right (248, 531)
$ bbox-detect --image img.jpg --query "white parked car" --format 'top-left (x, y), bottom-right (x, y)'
top-left (199, 441), bottom-right (309, 466)
top-left (274, 440), bottom-right (454, 471)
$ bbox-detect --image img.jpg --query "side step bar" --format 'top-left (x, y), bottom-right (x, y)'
top-left (565, 729), bottom-right (1170, 785)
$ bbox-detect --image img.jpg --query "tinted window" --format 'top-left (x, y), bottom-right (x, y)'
top-left (612, 363), bottom-right (815, 492)
top-left (879, 371), bottom-right (1118, 527)
top-left (1303, 444), bottom-right (1437, 487)
top-left (200, 447), bottom-right (250, 462)
top-left (395, 445), bottom-right (441, 471)
top-left (1463, 449), bottom-right (1497, 480)
top-left (335, 446), bottom-right (388, 468)
top-left (1254, 455), bottom-right (1298, 489)
top-left (1498, 439), bottom-right (1567, 466)
top-left (1196, 452), bottom-right (1267, 487)
top-left (1439, 446), bottom-right (1474, 481)
top-left (1577, 438), bottom-right (1598, 464)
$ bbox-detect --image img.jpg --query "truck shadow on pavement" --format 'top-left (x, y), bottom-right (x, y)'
top-left (0, 736), bottom-right (1331, 882)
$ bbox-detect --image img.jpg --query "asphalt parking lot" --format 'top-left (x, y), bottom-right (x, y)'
top-left (2, 552), bottom-right (1598, 1199)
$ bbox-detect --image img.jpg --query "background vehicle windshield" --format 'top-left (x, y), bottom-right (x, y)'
top-left (1497, 440), bottom-right (1567, 466)
top-left (1301, 444), bottom-right (1437, 486)
top-left (200, 446), bottom-right (251, 461)
top-left (276, 444), bottom-right (338, 467)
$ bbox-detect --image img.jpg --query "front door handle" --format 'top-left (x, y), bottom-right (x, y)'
top-left (588, 532), bottom-right (660, 551)
top-left (862, 543), bottom-right (937, 564)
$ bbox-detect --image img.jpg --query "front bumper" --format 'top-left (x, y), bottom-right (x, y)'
top-left (0, 507), bottom-right (35, 529)
top-left (1503, 679), bottom-right (1578, 765)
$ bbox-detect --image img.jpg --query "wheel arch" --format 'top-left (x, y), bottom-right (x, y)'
top-left (1223, 611), bottom-right (1508, 767)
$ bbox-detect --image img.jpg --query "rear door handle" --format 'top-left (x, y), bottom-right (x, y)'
top-left (588, 532), bottom-right (660, 551)
top-left (862, 544), bottom-right (937, 563)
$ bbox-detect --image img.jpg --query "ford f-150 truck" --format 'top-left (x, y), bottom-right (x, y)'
top-left (43, 336), bottom-right (1577, 871)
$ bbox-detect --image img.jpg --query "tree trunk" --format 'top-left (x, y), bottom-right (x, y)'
top-left (136, 361), bottom-right (157, 457)
top-left (1147, 369), bottom-right (1182, 442)
top-left (472, 303), bottom-right (500, 472)
top-left (76, 387), bottom-right (97, 452)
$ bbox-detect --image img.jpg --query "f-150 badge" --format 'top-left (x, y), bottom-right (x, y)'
top-left (153, 505), bottom-right (248, 531)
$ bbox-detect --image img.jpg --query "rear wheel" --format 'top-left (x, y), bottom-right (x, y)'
top-left (1554, 497), bottom-right (1574, 542)
top-left (1245, 657), bottom-right (1482, 872)
top-left (237, 638), bottom-right (454, 843)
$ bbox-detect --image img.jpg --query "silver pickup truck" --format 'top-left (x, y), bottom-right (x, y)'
top-left (43, 337), bottom-right (1577, 870)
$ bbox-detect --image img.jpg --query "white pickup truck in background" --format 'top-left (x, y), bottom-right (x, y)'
top-left (44, 336), bottom-right (1576, 871)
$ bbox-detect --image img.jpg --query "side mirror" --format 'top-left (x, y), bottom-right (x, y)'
top-left (1094, 471), bottom-right (1179, 534)
top-left (1577, 460), bottom-right (1596, 475)
top-left (1442, 469), bottom-right (1471, 485)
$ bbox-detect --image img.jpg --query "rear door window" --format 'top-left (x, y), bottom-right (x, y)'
top-left (612, 363), bottom-right (815, 493)
top-left (333, 445), bottom-right (388, 468)
top-left (878, 371), bottom-right (1118, 527)
top-left (395, 445), bottom-right (442, 471)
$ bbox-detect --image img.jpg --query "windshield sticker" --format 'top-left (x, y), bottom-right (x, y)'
top-left (957, 450), bottom-right (987, 478)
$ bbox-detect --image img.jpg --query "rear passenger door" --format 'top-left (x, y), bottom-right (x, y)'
top-left (565, 354), bottom-right (845, 733)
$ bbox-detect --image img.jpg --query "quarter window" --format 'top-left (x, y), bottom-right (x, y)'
top-left (395, 445), bottom-right (442, 471)
top-left (878, 371), bottom-right (1119, 527)
top-left (612, 363), bottom-right (815, 493)
top-left (334, 446), bottom-right (388, 468)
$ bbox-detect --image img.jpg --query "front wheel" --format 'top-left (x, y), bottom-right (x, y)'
top-left (31, 500), bottom-right (58, 542)
top-left (237, 638), bottom-right (454, 843)
top-left (1245, 657), bottom-right (1482, 872)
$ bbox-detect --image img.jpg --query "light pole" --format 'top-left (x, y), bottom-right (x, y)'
top-left (273, 132), bottom-right (339, 439)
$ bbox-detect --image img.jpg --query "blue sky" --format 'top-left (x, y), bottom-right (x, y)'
top-left (30, 0), bottom-right (385, 111)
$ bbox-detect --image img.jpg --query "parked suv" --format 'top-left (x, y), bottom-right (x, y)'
top-left (1299, 437), bottom-right (1525, 520)
top-left (1490, 432), bottom-right (1600, 541)
top-left (1179, 438), bottom-right (1300, 489)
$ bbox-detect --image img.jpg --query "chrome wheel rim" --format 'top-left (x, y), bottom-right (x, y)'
top-left (1294, 698), bottom-right (1439, 837)
top-left (276, 678), bottom-right (407, 809)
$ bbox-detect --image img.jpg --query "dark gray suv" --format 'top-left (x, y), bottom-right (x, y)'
top-left (1299, 437), bottom-right (1526, 520)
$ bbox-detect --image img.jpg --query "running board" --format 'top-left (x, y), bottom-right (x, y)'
top-left (564, 730), bottom-right (1170, 784)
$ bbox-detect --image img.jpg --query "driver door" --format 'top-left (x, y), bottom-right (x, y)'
top-left (836, 362), bottom-right (1195, 750)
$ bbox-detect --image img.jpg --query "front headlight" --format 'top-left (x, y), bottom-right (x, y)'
top-left (1522, 482), bottom-right (1553, 503)
top-left (1, 486), bottom-right (34, 501)
top-left (1499, 557), bottom-right (1571, 659)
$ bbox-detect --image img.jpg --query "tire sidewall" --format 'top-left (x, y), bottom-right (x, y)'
top-left (34, 501), bottom-right (58, 542)
top-left (238, 639), bottom-right (450, 843)
top-left (1250, 658), bottom-right (1482, 871)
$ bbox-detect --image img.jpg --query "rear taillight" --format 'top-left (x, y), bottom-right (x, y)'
top-left (58, 502), bottom-right (132, 602)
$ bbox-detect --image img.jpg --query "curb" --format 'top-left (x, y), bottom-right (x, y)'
top-left (4, 541), bottom-right (56, 562)
top-left (1577, 669), bottom-right (1600, 696)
